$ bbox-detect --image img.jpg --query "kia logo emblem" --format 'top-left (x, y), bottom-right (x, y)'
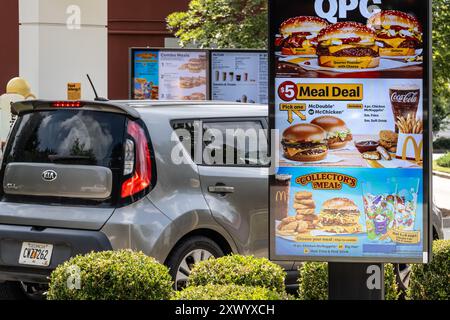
top-left (42, 170), bottom-right (57, 182)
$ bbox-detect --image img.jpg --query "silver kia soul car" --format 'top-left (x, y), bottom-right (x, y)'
top-left (0, 100), bottom-right (443, 299)
top-left (0, 99), bottom-right (297, 298)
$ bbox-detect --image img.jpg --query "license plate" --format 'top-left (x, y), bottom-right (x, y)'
top-left (19, 242), bottom-right (53, 267)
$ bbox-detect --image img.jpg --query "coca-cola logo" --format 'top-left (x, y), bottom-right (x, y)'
top-left (390, 91), bottom-right (419, 104)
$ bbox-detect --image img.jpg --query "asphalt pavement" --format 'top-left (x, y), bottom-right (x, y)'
top-left (433, 175), bottom-right (450, 216)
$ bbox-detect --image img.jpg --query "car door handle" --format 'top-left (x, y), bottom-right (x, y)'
top-left (208, 186), bottom-right (235, 194)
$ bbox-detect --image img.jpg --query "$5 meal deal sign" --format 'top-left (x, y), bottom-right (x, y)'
top-left (269, 0), bottom-right (431, 263)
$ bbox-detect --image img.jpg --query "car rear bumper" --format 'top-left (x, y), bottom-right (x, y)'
top-left (0, 224), bottom-right (112, 283)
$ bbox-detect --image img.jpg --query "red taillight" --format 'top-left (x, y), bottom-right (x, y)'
top-left (121, 121), bottom-right (152, 198)
top-left (52, 101), bottom-right (83, 108)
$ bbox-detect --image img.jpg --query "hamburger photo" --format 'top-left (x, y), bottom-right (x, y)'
top-left (179, 77), bottom-right (194, 89)
top-left (277, 16), bottom-right (329, 56)
top-left (316, 21), bottom-right (380, 69)
top-left (281, 123), bottom-right (328, 162)
top-left (318, 198), bottom-right (362, 234)
top-left (367, 10), bottom-right (422, 57)
top-left (311, 116), bottom-right (352, 149)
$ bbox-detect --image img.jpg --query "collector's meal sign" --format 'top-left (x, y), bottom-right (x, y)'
top-left (269, 0), bottom-right (431, 263)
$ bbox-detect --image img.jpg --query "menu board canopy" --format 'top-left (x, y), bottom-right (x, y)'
top-left (210, 50), bottom-right (268, 104)
top-left (130, 48), bottom-right (268, 103)
top-left (269, 0), bottom-right (431, 264)
top-left (130, 48), bottom-right (209, 101)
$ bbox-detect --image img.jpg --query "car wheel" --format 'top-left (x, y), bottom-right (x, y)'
top-left (166, 236), bottom-right (224, 290)
top-left (0, 282), bottom-right (27, 300)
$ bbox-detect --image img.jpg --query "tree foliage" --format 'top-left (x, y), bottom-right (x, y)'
top-left (432, 0), bottom-right (450, 132)
top-left (167, 0), bottom-right (267, 49)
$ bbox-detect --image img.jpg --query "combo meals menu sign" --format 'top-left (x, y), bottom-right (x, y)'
top-left (269, 0), bottom-right (431, 263)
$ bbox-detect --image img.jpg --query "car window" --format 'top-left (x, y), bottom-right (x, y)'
top-left (1, 110), bottom-right (126, 207)
top-left (202, 120), bottom-right (268, 166)
top-left (172, 121), bottom-right (198, 162)
top-left (4, 110), bottom-right (125, 168)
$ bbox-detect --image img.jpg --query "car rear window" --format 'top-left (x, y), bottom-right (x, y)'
top-left (4, 110), bottom-right (125, 168)
top-left (1, 110), bottom-right (126, 207)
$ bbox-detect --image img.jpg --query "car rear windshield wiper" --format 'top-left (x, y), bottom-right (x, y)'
top-left (48, 155), bottom-right (94, 163)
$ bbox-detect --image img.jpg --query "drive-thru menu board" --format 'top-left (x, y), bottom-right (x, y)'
top-left (269, 0), bottom-right (431, 263)
top-left (131, 49), bottom-right (208, 100)
top-left (211, 51), bottom-right (269, 104)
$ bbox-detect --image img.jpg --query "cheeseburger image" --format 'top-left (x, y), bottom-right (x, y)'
top-left (281, 123), bottom-right (328, 162)
top-left (179, 77), bottom-right (195, 89)
top-left (367, 10), bottom-right (422, 57)
top-left (316, 22), bottom-right (380, 69)
top-left (278, 16), bottom-right (329, 56)
top-left (311, 116), bottom-right (352, 149)
top-left (318, 198), bottom-right (362, 234)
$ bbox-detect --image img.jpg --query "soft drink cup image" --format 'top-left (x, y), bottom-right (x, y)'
top-left (362, 181), bottom-right (396, 241)
top-left (389, 85), bottom-right (420, 133)
top-left (393, 178), bottom-right (420, 231)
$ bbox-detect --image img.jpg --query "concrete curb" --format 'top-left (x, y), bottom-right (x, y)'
top-left (433, 171), bottom-right (450, 179)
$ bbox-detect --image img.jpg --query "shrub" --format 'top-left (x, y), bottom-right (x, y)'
top-left (436, 152), bottom-right (450, 168)
top-left (173, 284), bottom-right (285, 300)
top-left (298, 262), bottom-right (328, 300)
top-left (384, 263), bottom-right (401, 301)
top-left (407, 240), bottom-right (450, 300)
top-left (47, 250), bottom-right (173, 300)
top-left (433, 137), bottom-right (450, 151)
top-left (298, 262), bottom-right (400, 300)
top-left (187, 255), bottom-right (286, 293)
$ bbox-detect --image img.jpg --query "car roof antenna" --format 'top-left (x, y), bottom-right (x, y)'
top-left (86, 74), bottom-right (108, 101)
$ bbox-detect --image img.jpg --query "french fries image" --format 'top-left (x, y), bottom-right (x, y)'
top-left (396, 114), bottom-right (423, 134)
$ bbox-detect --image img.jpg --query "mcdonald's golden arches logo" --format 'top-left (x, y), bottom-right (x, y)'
top-left (275, 191), bottom-right (288, 202)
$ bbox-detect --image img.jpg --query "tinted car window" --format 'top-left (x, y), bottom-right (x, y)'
top-left (202, 120), bottom-right (268, 166)
top-left (5, 110), bottom-right (125, 169)
top-left (1, 110), bottom-right (126, 207)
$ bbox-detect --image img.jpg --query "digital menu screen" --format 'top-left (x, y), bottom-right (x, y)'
top-left (131, 49), bottom-right (208, 101)
top-left (269, 0), bottom-right (431, 263)
top-left (211, 51), bottom-right (268, 104)
top-left (133, 50), bottom-right (159, 100)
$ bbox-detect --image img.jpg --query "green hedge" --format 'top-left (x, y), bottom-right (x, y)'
top-left (298, 262), bottom-right (328, 300)
top-left (173, 284), bottom-right (285, 300)
top-left (407, 240), bottom-right (450, 300)
top-left (384, 263), bottom-right (400, 300)
top-left (436, 152), bottom-right (450, 168)
top-left (298, 262), bottom-right (400, 300)
top-left (47, 250), bottom-right (173, 300)
top-left (187, 255), bottom-right (286, 293)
